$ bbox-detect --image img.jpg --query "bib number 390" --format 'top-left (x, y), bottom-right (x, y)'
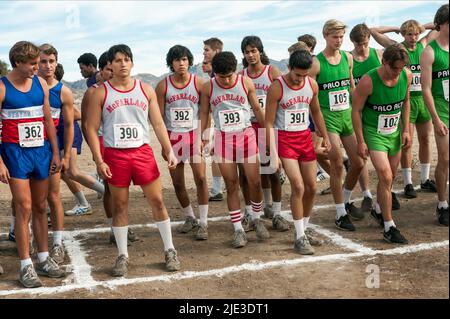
top-left (114, 123), bottom-right (143, 148)
top-left (18, 122), bottom-right (44, 147)
top-left (377, 113), bottom-right (400, 135)
top-left (329, 90), bottom-right (350, 111)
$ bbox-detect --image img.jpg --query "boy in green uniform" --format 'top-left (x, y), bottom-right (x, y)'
top-left (352, 44), bottom-right (412, 244)
top-left (309, 20), bottom-right (365, 231)
top-left (420, 4), bottom-right (449, 226)
top-left (371, 19), bottom-right (439, 198)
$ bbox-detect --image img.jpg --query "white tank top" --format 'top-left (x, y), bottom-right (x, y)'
top-left (242, 65), bottom-right (273, 123)
top-left (274, 75), bottom-right (314, 132)
top-left (210, 74), bottom-right (251, 132)
top-left (101, 79), bottom-right (150, 148)
top-left (163, 74), bottom-right (199, 132)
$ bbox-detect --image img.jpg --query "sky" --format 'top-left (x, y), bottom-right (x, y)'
top-left (0, 0), bottom-right (445, 81)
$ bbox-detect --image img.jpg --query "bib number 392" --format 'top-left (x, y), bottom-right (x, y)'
top-left (219, 109), bottom-right (244, 132)
top-left (18, 122), bottom-right (44, 147)
top-left (377, 113), bottom-right (400, 135)
top-left (113, 123), bottom-right (143, 148)
top-left (329, 90), bottom-right (350, 111)
top-left (170, 108), bottom-right (193, 128)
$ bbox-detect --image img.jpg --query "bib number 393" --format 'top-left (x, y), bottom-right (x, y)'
top-left (219, 109), bottom-right (244, 132)
top-left (113, 123), bottom-right (143, 148)
top-left (285, 109), bottom-right (308, 131)
top-left (377, 113), bottom-right (400, 135)
top-left (329, 90), bottom-right (350, 111)
top-left (18, 122), bottom-right (44, 147)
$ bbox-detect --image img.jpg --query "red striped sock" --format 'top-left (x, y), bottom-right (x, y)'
top-left (251, 201), bottom-right (263, 220)
top-left (229, 210), bottom-right (243, 231)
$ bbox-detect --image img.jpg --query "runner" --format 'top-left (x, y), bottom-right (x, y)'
top-left (200, 51), bottom-right (269, 248)
top-left (352, 43), bottom-right (412, 243)
top-left (266, 49), bottom-right (331, 253)
top-left (85, 44), bottom-right (180, 276)
top-left (420, 4), bottom-right (449, 226)
top-left (156, 45), bottom-right (209, 240)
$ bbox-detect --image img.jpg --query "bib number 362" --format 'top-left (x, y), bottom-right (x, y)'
top-left (377, 113), bottom-right (400, 135)
top-left (18, 122), bottom-right (44, 147)
top-left (114, 123), bottom-right (143, 148)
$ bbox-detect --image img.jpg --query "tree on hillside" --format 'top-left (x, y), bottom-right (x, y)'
top-left (0, 59), bottom-right (10, 76)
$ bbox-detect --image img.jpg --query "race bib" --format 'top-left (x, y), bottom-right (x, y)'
top-left (18, 122), bottom-right (44, 147)
top-left (113, 123), bottom-right (143, 148)
top-left (250, 94), bottom-right (266, 119)
top-left (170, 108), bottom-right (193, 128)
top-left (218, 109), bottom-right (244, 132)
top-left (443, 79), bottom-right (449, 102)
top-left (377, 113), bottom-right (400, 135)
top-left (410, 73), bottom-right (422, 92)
top-left (329, 90), bottom-right (350, 111)
top-left (285, 109), bottom-right (308, 131)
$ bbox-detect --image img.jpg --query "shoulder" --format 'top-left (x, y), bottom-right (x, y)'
top-left (155, 78), bottom-right (167, 93)
top-left (268, 65), bottom-right (282, 79)
top-left (37, 76), bottom-right (49, 90)
top-left (61, 84), bottom-right (74, 101)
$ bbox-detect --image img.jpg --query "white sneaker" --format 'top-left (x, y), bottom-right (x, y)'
top-left (64, 204), bottom-right (92, 216)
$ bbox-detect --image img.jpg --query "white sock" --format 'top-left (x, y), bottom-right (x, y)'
top-left (156, 219), bottom-right (175, 251)
top-left (402, 168), bottom-right (412, 186)
top-left (112, 226), bottom-right (129, 257)
top-left (272, 201), bottom-right (281, 217)
top-left (245, 205), bottom-right (252, 215)
top-left (53, 231), bottom-right (63, 246)
top-left (294, 218), bottom-right (305, 239)
top-left (384, 220), bottom-right (396, 232)
top-left (343, 188), bottom-right (352, 204)
top-left (212, 176), bottom-right (222, 194)
top-left (362, 190), bottom-right (373, 199)
top-left (91, 180), bottom-right (105, 194)
top-left (262, 188), bottom-right (272, 207)
top-left (303, 216), bottom-right (310, 229)
top-left (10, 215), bottom-right (15, 233)
top-left (336, 203), bottom-right (346, 219)
top-left (182, 205), bottom-right (195, 219)
top-left (251, 201), bottom-right (263, 220)
top-left (37, 251), bottom-right (49, 263)
top-left (420, 163), bottom-right (431, 183)
top-left (375, 202), bottom-right (382, 215)
top-left (74, 191), bottom-right (89, 207)
top-left (438, 201), bottom-right (449, 209)
top-left (199, 205), bottom-right (208, 226)
top-left (20, 258), bottom-right (33, 271)
top-left (230, 210), bottom-right (243, 231)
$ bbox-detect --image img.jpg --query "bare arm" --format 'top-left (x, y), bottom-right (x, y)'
top-left (61, 86), bottom-right (75, 170)
top-left (309, 79), bottom-right (330, 152)
top-left (265, 80), bottom-right (281, 163)
top-left (0, 82), bottom-right (10, 182)
top-left (351, 74), bottom-right (372, 159)
top-left (85, 86), bottom-right (104, 167)
top-left (401, 70), bottom-right (412, 148)
top-left (370, 26), bottom-right (399, 48)
top-left (244, 77), bottom-right (265, 127)
top-left (155, 79), bottom-right (166, 119)
top-left (346, 52), bottom-right (356, 92)
top-left (269, 65), bottom-right (282, 80)
top-left (199, 80), bottom-right (212, 143)
top-left (80, 87), bottom-right (95, 141)
top-left (309, 57), bottom-right (320, 80)
top-left (419, 23), bottom-right (439, 47)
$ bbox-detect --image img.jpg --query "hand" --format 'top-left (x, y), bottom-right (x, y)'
top-left (0, 162), bottom-right (10, 184)
top-left (315, 129), bottom-right (323, 138)
top-left (166, 150), bottom-right (178, 170)
top-left (201, 139), bottom-right (209, 156)
top-left (321, 137), bottom-right (332, 154)
top-left (97, 161), bottom-right (112, 179)
top-left (433, 119), bottom-right (449, 137)
top-left (61, 156), bottom-right (70, 173)
top-left (357, 142), bottom-right (369, 160)
top-left (270, 155), bottom-right (281, 173)
top-left (401, 131), bottom-right (412, 149)
top-left (50, 154), bottom-right (61, 175)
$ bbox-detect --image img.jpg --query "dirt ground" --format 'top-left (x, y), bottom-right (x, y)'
top-left (0, 127), bottom-right (448, 299)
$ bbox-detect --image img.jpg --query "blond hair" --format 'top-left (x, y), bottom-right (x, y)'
top-left (400, 20), bottom-right (425, 36)
top-left (323, 19), bottom-right (347, 36)
top-left (288, 41), bottom-right (309, 55)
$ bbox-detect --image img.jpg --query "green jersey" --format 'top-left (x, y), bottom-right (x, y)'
top-left (402, 42), bottom-right (424, 97)
top-left (429, 40), bottom-right (449, 102)
top-left (317, 51), bottom-right (352, 112)
top-left (363, 68), bottom-right (408, 137)
top-left (352, 48), bottom-right (381, 86)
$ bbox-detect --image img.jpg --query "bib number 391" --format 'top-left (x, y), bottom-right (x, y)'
top-left (377, 113), bottom-right (400, 135)
top-left (285, 109), bottom-right (308, 131)
top-left (18, 122), bottom-right (44, 147)
top-left (113, 123), bottom-right (143, 148)
top-left (329, 90), bottom-right (350, 111)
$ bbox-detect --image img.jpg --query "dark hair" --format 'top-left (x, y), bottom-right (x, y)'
top-left (288, 50), bottom-right (313, 69)
top-left (39, 43), bottom-right (58, 61)
top-left (107, 44), bottom-right (133, 63)
top-left (382, 43), bottom-right (409, 67)
top-left (434, 4), bottom-right (449, 31)
top-left (203, 37), bottom-right (223, 51)
top-left (166, 45), bottom-right (194, 72)
top-left (212, 51), bottom-right (237, 75)
top-left (241, 35), bottom-right (270, 67)
top-left (98, 51), bottom-right (109, 70)
top-left (77, 52), bottom-right (97, 68)
top-left (350, 23), bottom-right (371, 43)
top-left (297, 34), bottom-right (317, 51)
top-left (9, 41), bottom-right (40, 68)
top-left (55, 63), bottom-right (64, 81)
